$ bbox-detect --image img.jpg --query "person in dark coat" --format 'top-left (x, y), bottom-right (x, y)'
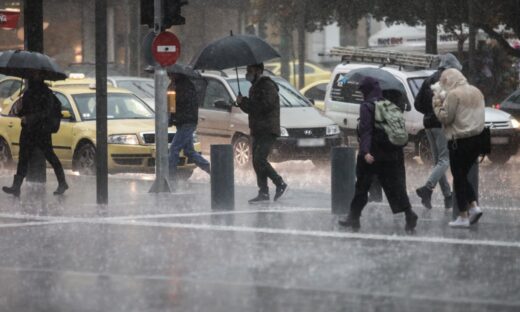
top-left (414, 53), bottom-right (462, 210)
top-left (168, 74), bottom-right (210, 183)
top-left (236, 63), bottom-right (287, 204)
top-left (2, 74), bottom-right (68, 197)
top-left (338, 76), bottom-right (417, 232)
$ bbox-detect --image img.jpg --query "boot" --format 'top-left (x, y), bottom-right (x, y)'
top-left (338, 214), bottom-right (361, 230)
top-left (2, 175), bottom-right (24, 197)
top-left (53, 181), bottom-right (69, 195)
top-left (444, 194), bottom-right (453, 209)
top-left (416, 186), bottom-right (433, 209)
top-left (405, 208), bottom-right (418, 233)
top-left (274, 181), bottom-right (288, 201)
top-left (248, 192), bottom-right (270, 204)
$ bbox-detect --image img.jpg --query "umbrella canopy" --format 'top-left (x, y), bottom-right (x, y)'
top-left (343, 67), bottom-right (406, 93)
top-left (0, 50), bottom-right (66, 81)
top-left (191, 34), bottom-right (280, 70)
top-left (166, 63), bottom-right (200, 78)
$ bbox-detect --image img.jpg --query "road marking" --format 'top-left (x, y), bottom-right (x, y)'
top-left (0, 220), bottom-right (72, 228)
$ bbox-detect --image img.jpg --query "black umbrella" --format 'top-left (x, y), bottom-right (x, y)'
top-left (0, 50), bottom-right (66, 81)
top-left (166, 63), bottom-right (200, 78)
top-left (343, 67), bottom-right (406, 93)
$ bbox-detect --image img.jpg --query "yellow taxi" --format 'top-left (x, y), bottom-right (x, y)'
top-left (300, 80), bottom-right (329, 111)
top-left (264, 61), bottom-right (331, 88)
top-left (0, 85), bottom-right (199, 179)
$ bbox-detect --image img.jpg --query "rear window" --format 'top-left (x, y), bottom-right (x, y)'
top-left (330, 73), bottom-right (364, 104)
top-left (408, 77), bottom-right (427, 98)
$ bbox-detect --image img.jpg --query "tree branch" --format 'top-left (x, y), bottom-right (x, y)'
top-left (477, 23), bottom-right (520, 57)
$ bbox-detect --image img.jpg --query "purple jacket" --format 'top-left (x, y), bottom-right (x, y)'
top-left (358, 77), bottom-right (383, 157)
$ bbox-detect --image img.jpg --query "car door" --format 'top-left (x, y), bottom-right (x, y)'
top-left (51, 92), bottom-right (76, 166)
top-left (3, 98), bottom-right (22, 159)
top-left (0, 78), bottom-right (21, 110)
top-left (197, 78), bottom-right (233, 153)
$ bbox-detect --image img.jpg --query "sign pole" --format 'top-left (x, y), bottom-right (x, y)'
top-left (149, 0), bottom-right (171, 193)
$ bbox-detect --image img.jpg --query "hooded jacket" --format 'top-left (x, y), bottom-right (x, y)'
top-left (414, 53), bottom-right (463, 129)
top-left (238, 76), bottom-right (281, 137)
top-left (433, 68), bottom-right (485, 140)
top-left (18, 80), bottom-right (53, 134)
top-left (169, 75), bottom-right (199, 127)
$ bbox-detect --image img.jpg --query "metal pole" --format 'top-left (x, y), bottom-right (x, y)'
top-left (331, 147), bottom-right (356, 215)
top-left (211, 145), bottom-right (234, 210)
top-left (149, 0), bottom-right (171, 193)
top-left (95, 0), bottom-right (108, 204)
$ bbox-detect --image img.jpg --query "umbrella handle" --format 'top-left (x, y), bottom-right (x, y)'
top-left (235, 67), bottom-right (242, 97)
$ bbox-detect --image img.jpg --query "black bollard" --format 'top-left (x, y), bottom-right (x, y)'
top-left (453, 160), bottom-right (479, 219)
top-left (331, 147), bottom-right (356, 215)
top-left (210, 144), bottom-right (235, 210)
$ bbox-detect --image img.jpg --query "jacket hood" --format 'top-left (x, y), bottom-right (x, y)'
top-left (256, 75), bottom-right (279, 91)
top-left (440, 68), bottom-right (467, 91)
top-left (359, 76), bottom-right (383, 102)
top-left (438, 53), bottom-right (463, 71)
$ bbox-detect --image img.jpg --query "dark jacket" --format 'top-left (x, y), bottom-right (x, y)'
top-left (169, 76), bottom-right (199, 127)
top-left (18, 81), bottom-right (52, 134)
top-left (358, 77), bottom-right (401, 162)
top-left (239, 76), bottom-right (280, 137)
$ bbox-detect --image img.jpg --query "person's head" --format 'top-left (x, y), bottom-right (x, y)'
top-left (246, 63), bottom-right (264, 83)
top-left (438, 53), bottom-right (463, 71)
top-left (440, 68), bottom-right (467, 91)
top-left (358, 76), bottom-right (382, 101)
top-left (28, 71), bottom-right (44, 84)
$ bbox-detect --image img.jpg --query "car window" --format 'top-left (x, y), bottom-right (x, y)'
top-left (0, 80), bottom-right (14, 98)
top-left (304, 65), bottom-right (315, 74)
top-left (304, 83), bottom-right (327, 101)
top-left (408, 77), bottom-right (426, 99)
top-left (202, 79), bottom-right (232, 110)
top-left (54, 92), bottom-right (73, 116)
top-left (330, 73), bottom-right (364, 104)
top-left (73, 93), bottom-right (154, 120)
top-left (117, 80), bottom-right (155, 99)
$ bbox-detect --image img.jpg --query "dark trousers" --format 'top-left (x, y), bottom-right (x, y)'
top-left (350, 152), bottom-right (411, 217)
top-left (448, 135), bottom-right (480, 212)
top-left (16, 130), bottom-right (65, 183)
top-left (252, 134), bottom-right (282, 194)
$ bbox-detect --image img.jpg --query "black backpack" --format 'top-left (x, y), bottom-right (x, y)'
top-left (43, 92), bottom-right (62, 133)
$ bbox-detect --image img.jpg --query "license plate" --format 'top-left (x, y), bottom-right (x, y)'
top-left (491, 137), bottom-right (509, 144)
top-left (297, 138), bottom-right (325, 147)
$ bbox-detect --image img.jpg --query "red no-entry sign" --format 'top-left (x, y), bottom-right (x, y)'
top-left (0, 10), bottom-right (20, 30)
top-left (152, 31), bottom-right (181, 67)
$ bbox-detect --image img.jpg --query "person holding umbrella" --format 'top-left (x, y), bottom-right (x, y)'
top-left (236, 63), bottom-right (288, 203)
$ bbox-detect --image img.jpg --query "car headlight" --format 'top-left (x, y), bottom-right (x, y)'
top-left (510, 117), bottom-right (520, 129)
top-left (280, 127), bottom-right (289, 137)
top-left (107, 134), bottom-right (140, 145)
top-left (326, 124), bottom-right (340, 136)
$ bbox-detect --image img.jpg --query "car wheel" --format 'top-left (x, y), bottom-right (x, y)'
top-left (487, 152), bottom-right (511, 164)
top-left (233, 135), bottom-right (251, 168)
top-left (176, 168), bottom-right (194, 181)
top-left (0, 138), bottom-right (12, 171)
top-left (74, 143), bottom-right (96, 175)
top-left (418, 133), bottom-right (432, 165)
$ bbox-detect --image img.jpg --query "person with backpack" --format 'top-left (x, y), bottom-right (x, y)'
top-left (414, 53), bottom-right (462, 210)
top-left (2, 73), bottom-right (68, 197)
top-left (338, 76), bottom-right (418, 232)
top-left (433, 68), bottom-right (485, 228)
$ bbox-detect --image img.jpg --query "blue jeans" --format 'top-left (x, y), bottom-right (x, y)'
top-left (168, 123), bottom-right (210, 179)
top-left (425, 128), bottom-right (451, 197)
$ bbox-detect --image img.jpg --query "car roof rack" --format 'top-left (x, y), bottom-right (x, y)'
top-left (329, 46), bottom-right (439, 69)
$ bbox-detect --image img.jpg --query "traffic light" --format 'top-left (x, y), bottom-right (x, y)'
top-left (140, 0), bottom-right (188, 29)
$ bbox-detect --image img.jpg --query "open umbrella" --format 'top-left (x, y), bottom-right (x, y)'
top-left (191, 33), bottom-right (280, 95)
top-left (0, 50), bottom-right (66, 81)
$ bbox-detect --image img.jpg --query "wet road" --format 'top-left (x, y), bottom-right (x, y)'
top-left (0, 155), bottom-right (519, 311)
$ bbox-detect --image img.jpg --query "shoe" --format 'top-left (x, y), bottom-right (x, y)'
top-left (2, 174), bottom-right (23, 197)
top-left (53, 182), bottom-right (69, 195)
top-left (405, 209), bottom-right (418, 232)
top-left (248, 192), bottom-right (270, 204)
top-left (416, 186), bottom-right (433, 209)
top-left (469, 206), bottom-right (483, 225)
top-left (274, 182), bottom-right (288, 201)
top-left (449, 216), bottom-right (470, 228)
top-left (338, 214), bottom-right (360, 230)
top-left (444, 195), bottom-right (453, 209)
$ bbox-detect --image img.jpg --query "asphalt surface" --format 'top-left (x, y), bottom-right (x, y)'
top-left (0, 157), bottom-right (519, 312)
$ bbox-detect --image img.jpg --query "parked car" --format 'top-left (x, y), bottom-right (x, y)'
top-left (324, 63), bottom-right (520, 164)
top-left (264, 61), bottom-right (331, 88)
top-left (107, 76), bottom-right (155, 108)
top-left (197, 71), bottom-right (342, 167)
top-left (0, 86), bottom-right (198, 177)
top-left (0, 76), bottom-right (22, 112)
top-left (300, 79), bottom-right (329, 111)
top-left (498, 89), bottom-right (520, 121)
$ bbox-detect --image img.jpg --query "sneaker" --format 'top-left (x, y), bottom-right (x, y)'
top-left (469, 206), bottom-right (483, 225)
top-left (338, 214), bottom-right (360, 230)
top-left (416, 186), bottom-right (433, 209)
top-left (274, 182), bottom-right (288, 201)
top-left (444, 195), bottom-right (453, 209)
top-left (405, 209), bottom-right (418, 233)
top-left (248, 192), bottom-right (270, 204)
top-left (449, 216), bottom-right (470, 228)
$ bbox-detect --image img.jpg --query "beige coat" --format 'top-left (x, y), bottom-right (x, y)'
top-left (433, 69), bottom-right (485, 140)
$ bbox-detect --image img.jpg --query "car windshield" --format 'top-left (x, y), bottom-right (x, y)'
top-left (116, 80), bottom-right (155, 99)
top-left (73, 93), bottom-right (154, 120)
top-left (408, 77), bottom-right (427, 98)
top-left (227, 77), bottom-right (312, 107)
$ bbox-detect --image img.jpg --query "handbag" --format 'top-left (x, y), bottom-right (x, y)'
top-left (479, 127), bottom-right (491, 156)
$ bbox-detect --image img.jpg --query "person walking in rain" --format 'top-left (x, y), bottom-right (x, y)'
top-left (2, 73), bottom-right (68, 197)
top-left (168, 73), bottom-right (210, 185)
top-left (414, 53), bottom-right (462, 210)
top-left (338, 77), bottom-right (418, 232)
top-left (433, 68), bottom-right (484, 228)
top-left (236, 63), bottom-right (288, 204)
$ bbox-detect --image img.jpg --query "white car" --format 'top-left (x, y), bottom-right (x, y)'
top-left (107, 76), bottom-right (155, 108)
top-left (324, 63), bottom-right (520, 164)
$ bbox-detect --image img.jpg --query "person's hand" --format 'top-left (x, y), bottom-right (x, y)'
top-left (364, 153), bottom-right (375, 164)
top-left (236, 95), bottom-right (243, 105)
